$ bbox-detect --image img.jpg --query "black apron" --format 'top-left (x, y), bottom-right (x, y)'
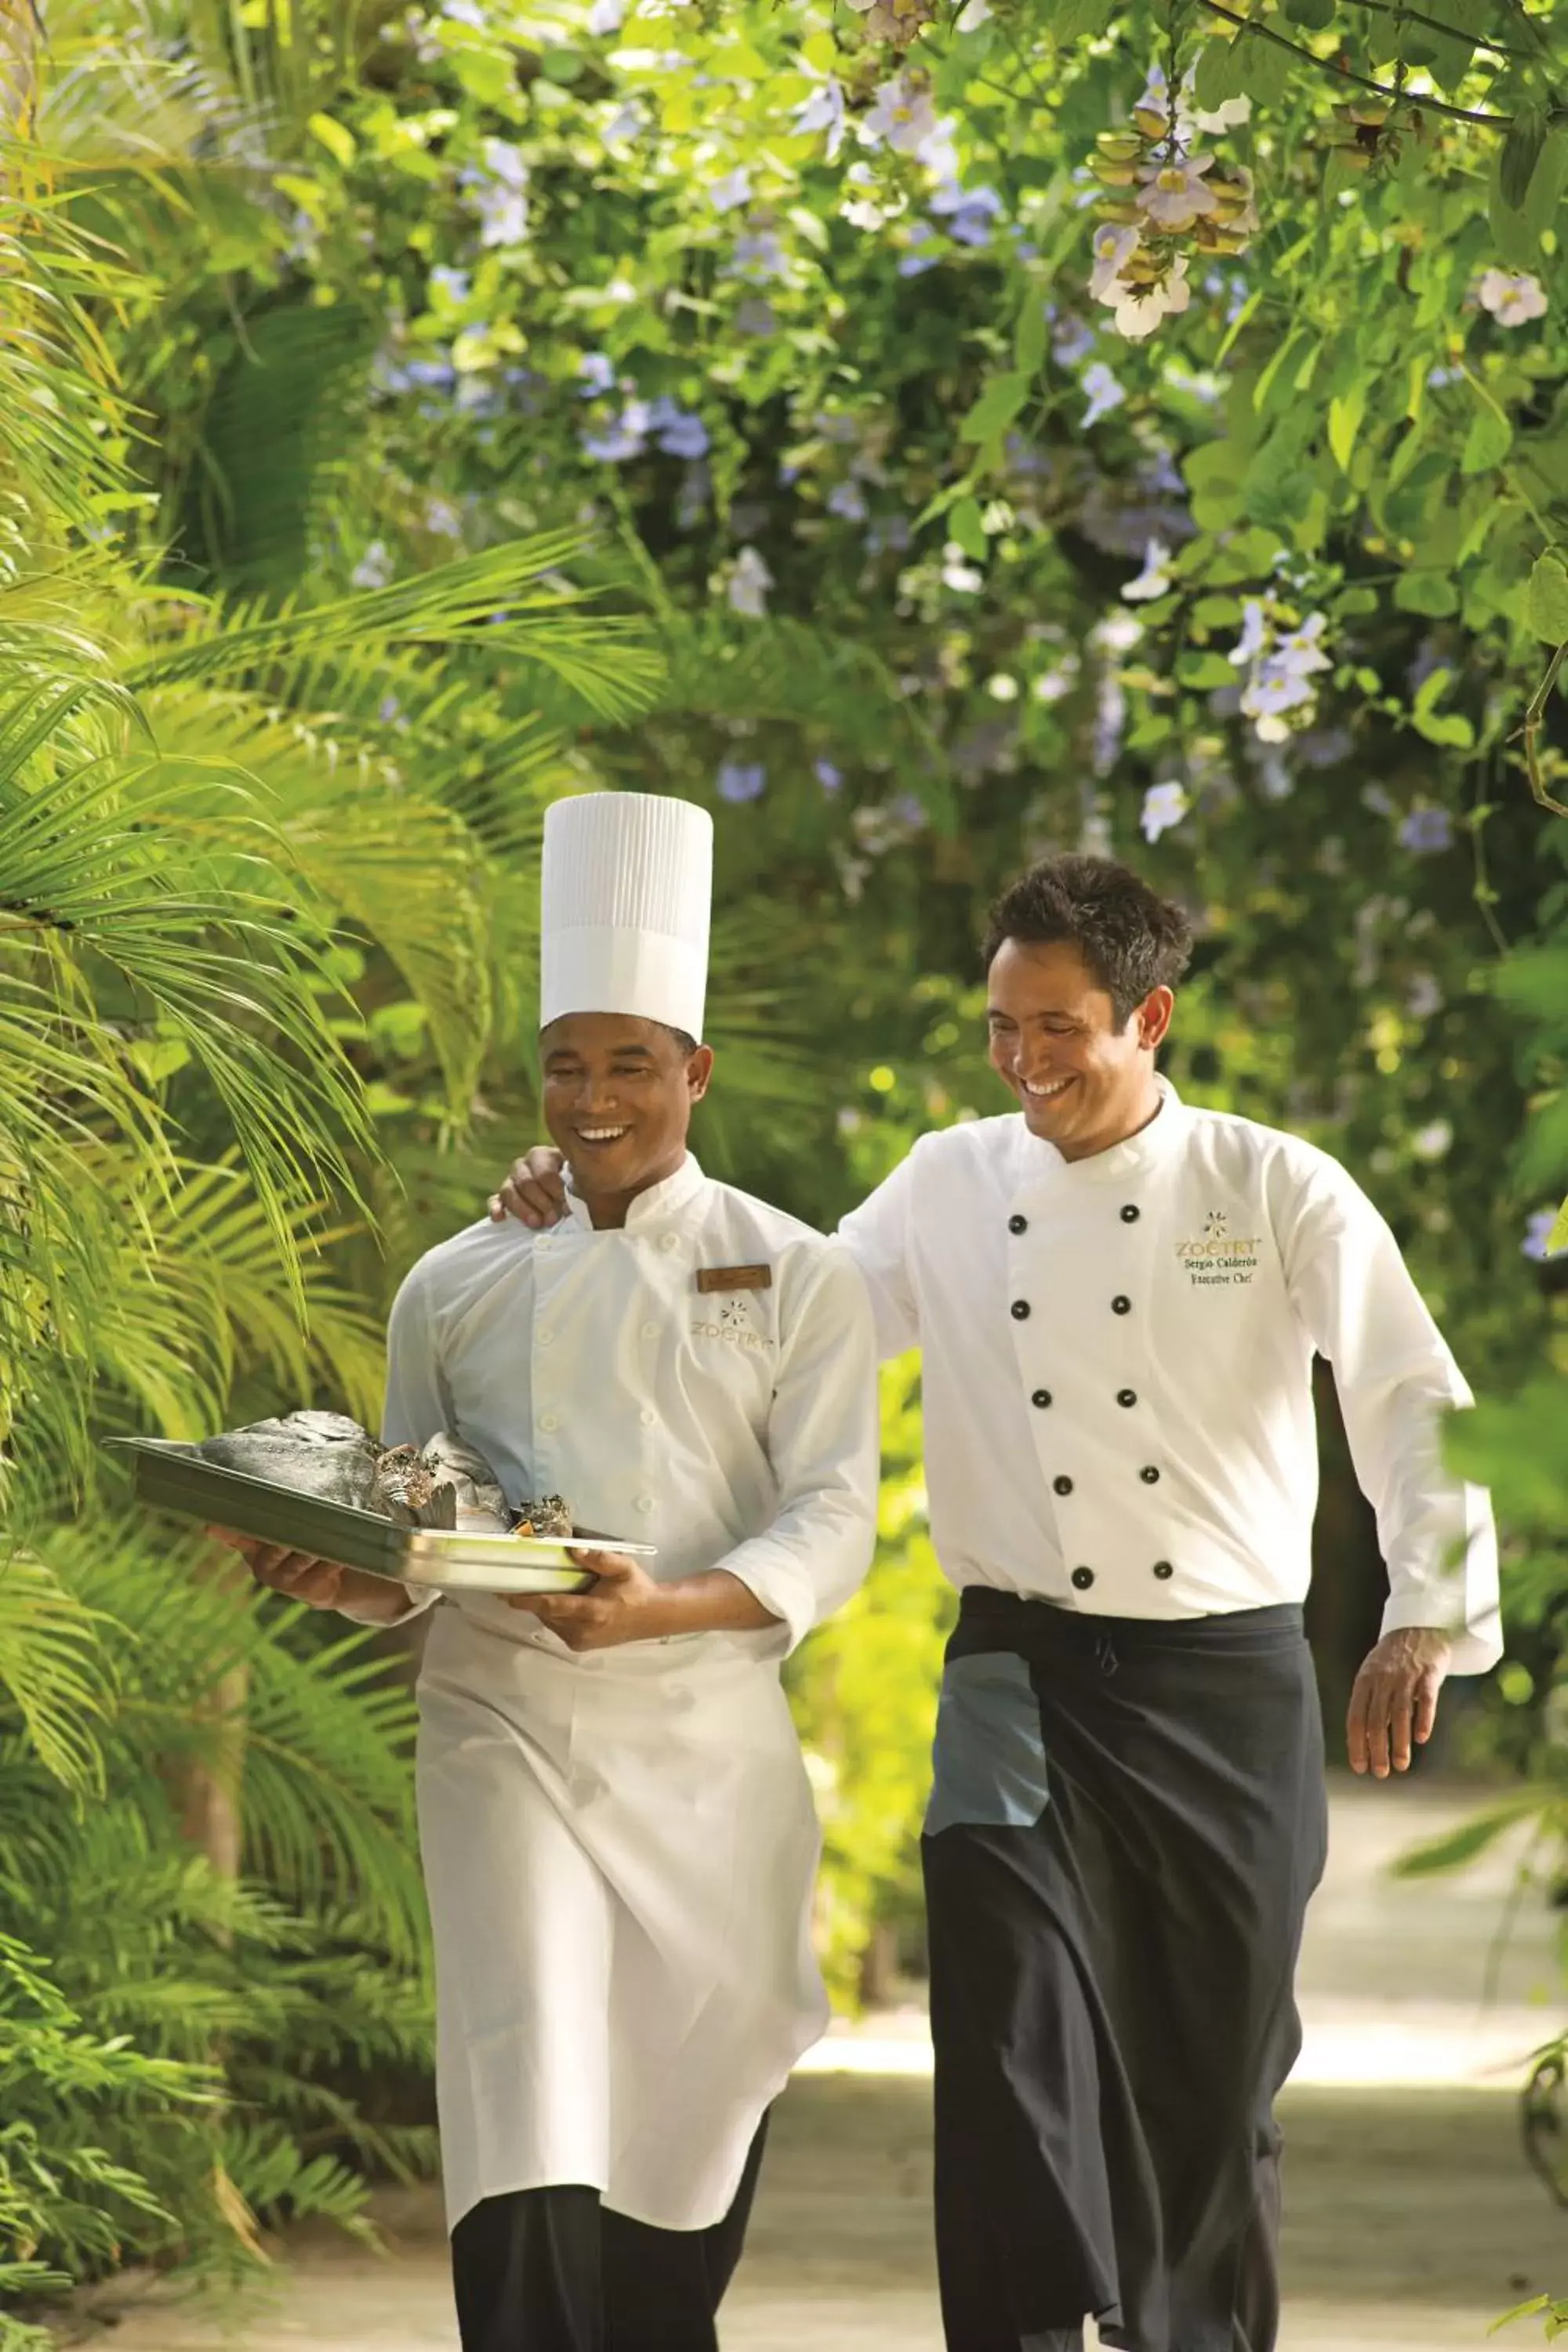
top-left (922, 1591), bottom-right (1327, 2352)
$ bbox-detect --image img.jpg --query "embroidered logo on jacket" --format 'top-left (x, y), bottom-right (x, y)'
top-left (1174, 1207), bottom-right (1261, 1287)
top-left (691, 1294), bottom-right (771, 1353)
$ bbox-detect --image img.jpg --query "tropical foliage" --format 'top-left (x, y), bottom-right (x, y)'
top-left (2, 0), bottom-right (1566, 2324)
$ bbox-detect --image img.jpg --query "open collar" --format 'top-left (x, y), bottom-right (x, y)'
top-left (563, 1151), bottom-right (709, 1233)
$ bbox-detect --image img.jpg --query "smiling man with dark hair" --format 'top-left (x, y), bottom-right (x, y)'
top-left (493, 845), bottom-right (1501, 2352)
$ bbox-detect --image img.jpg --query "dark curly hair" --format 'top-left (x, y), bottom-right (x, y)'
top-left (981, 854), bottom-right (1194, 1028)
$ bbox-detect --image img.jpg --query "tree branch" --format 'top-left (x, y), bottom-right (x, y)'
top-left (1337, 0), bottom-right (1541, 62)
top-left (1194, 0), bottom-right (1519, 127)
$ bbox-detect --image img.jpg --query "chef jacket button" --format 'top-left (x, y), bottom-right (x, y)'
top-left (660, 1232), bottom-right (680, 1251)
top-left (634, 1495), bottom-right (655, 1515)
top-left (1116, 1388), bottom-right (1138, 1408)
top-left (641, 1319), bottom-right (659, 1338)
top-left (540, 1414), bottom-right (559, 1434)
top-left (1120, 1203), bottom-right (1140, 1224)
top-left (1031, 1388), bottom-right (1052, 1410)
top-left (1140, 1465), bottom-right (1160, 1484)
top-left (1152, 1559), bottom-right (1174, 1581)
top-left (1111, 1294), bottom-right (1131, 1315)
top-left (1011, 1299), bottom-right (1031, 1321)
top-left (1008, 1214), bottom-right (1028, 1235)
top-left (537, 1328), bottom-right (554, 1347)
top-left (641, 1407), bottom-right (656, 1428)
top-left (1071, 1566), bottom-right (1095, 1592)
top-left (1053, 1475), bottom-right (1073, 1497)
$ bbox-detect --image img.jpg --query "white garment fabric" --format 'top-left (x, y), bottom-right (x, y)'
top-left (837, 1078), bottom-right (1501, 1676)
top-left (539, 791), bottom-right (712, 1040)
top-left (381, 1156), bottom-right (879, 2231)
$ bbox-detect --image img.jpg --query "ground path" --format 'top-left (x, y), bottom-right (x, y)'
top-left (80, 1777), bottom-right (1568, 2351)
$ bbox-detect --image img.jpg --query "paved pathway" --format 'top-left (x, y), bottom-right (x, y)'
top-left (78, 1777), bottom-right (1568, 2351)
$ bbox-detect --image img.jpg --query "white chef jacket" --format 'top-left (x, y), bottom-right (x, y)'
top-left (379, 1153), bottom-right (879, 2234)
top-left (838, 1077), bottom-right (1501, 1676)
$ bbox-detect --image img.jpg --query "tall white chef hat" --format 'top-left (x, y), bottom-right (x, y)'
top-left (540, 792), bottom-right (713, 1042)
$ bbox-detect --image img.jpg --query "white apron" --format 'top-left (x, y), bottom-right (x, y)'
top-left (382, 1159), bottom-right (879, 2234)
top-left (416, 1602), bottom-right (826, 2234)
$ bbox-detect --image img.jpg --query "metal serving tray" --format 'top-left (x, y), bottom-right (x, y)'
top-left (107, 1439), bottom-right (658, 1597)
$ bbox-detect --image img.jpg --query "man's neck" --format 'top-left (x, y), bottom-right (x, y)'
top-left (568, 1150), bottom-right (688, 1231)
top-left (1054, 1078), bottom-right (1165, 1164)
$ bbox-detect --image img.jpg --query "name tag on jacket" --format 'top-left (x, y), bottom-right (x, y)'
top-left (695, 1265), bottom-right (772, 1294)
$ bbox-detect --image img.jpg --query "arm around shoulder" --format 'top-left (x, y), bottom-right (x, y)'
top-left (717, 1241), bottom-right (881, 1650)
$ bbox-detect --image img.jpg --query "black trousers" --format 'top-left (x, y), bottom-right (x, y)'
top-left (922, 1593), bottom-right (1327, 2352)
top-left (450, 2115), bottom-right (770, 2352)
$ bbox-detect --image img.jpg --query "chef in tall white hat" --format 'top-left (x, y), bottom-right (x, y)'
top-left (234, 792), bottom-right (880, 2352)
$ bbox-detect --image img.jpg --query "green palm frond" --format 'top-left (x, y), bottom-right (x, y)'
top-left (41, 1515), bottom-right (426, 1962)
top-left (138, 684), bottom-right (498, 1120)
top-left (175, 300), bottom-right (383, 590)
top-left (126, 536), bottom-right (666, 724)
top-left (0, 201), bottom-right (140, 539)
top-left (0, 1559), bottom-right (115, 1794)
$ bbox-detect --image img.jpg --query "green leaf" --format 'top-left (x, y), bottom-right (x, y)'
top-left (1051, 0), bottom-right (1116, 36)
top-left (1461, 397), bottom-right (1512, 475)
top-left (1501, 102), bottom-right (1548, 213)
top-left (1176, 651), bottom-right (1240, 689)
top-left (1328, 380), bottom-right (1367, 473)
top-left (949, 496), bottom-right (989, 562)
top-left (958, 370), bottom-right (1030, 445)
top-left (1524, 125), bottom-right (1568, 246)
top-left (1191, 593), bottom-right (1244, 627)
top-left (1237, 20), bottom-right (1294, 108)
top-left (307, 111), bottom-right (357, 169)
top-left (1490, 143), bottom-right (1541, 267)
top-left (1412, 709), bottom-right (1475, 748)
top-left (1282, 0), bottom-right (1334, 24)
top-left (1526, 551), bottom-right (1568, 644)
top-left (1014, 295), bottom-right (1047, 379)
top-left (1393, 570), bottom-right (1460, 617)
top-left (1192, 34), bottom-right (1249, 111)
top-left (1550, 1196), bottom-right (1568, 1256)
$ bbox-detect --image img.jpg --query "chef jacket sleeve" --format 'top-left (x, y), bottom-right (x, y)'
top-left (835, 1150), bottom-right (921, 1361)
top-left (1283, 1157), bottom-right (1501, 1675)
top-left (714, 1243), bottom-right (880, 1652)
top-left (334, 1255), bottom-right (452, 1626)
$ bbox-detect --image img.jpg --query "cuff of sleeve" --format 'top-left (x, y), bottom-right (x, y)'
top-left (719, 1549), bottom-right (816, 1654)
top-left (1379, 1591), bottom-right (1503, 1679)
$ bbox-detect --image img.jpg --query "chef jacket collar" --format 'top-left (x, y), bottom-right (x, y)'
top-left (1011, 1073), bottom-right (1191, 1192)
top-left (562, 1151), bottom-right (708, 1233)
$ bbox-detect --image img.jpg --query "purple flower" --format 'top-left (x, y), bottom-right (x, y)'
top-left (728, 230), bottom-right (788, 283)
top-left (1398, 807), bottom-right (1454, 855)
top-left (717, 760), bottom-right (767, 802)
top-left (581, 400), bottom-right (650, 463)
top-left (1523, 1208), bottom-right (1564, 1262)
top-left (866, 514), bottom-right (912, 557)
top-left (351, 540), bottom-right (394, 589)
top-left (648, 397), bottom-right (710, 459)
top-left (1051, 314), bottom-right (1096, 368)
top-left (815, 757), bottom-right (843, 793)
top-left (577, 352), bottom-right (616, 397)
top-left (931, 180), bottom-right (1003, 248)
top-left (735, 297), bottom-right (777, 337)
top-left (1081, 361), bottom-right (1125, 430)
top-left (828, 481), bottom-right (869, 522)
top-left (709, 166), bottom-right (753, 216)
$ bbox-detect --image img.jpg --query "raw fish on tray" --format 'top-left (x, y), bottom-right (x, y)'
top-left (195, 1412), bottom-right (570, 1539)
